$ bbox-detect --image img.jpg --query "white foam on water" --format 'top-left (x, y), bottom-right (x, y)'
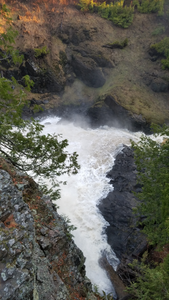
top-left (40, 116), bottom-right (144, 294)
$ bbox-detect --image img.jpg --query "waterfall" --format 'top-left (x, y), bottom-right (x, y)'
top-left (40, 116), bottom-right (144, 295)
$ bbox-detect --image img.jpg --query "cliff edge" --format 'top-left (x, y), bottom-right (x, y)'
top-left (0, 158), bottom-right (100, 300)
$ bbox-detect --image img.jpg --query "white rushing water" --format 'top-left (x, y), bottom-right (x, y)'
top-left (40, 116), bottom-right (144, 295)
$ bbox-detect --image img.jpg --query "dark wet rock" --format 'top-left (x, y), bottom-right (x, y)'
top-left (71, 47), bottom-right (113, 68)
top-left (142, 72), bottom-right (169, 92)
top-left (59, 26), bottom-right (97, 46)
top-left (87, 95), bottom-right (150, 133)
top-left (98, 146), bottom-right (147, 260)
top-left (99, 255), bottom-right (129, 300)
top-left (25, 60), bottom-right (41, 77)
top-left (0, 165), bottom-right (96, 300)
top-left (71, 53), bottom-right (106, 87)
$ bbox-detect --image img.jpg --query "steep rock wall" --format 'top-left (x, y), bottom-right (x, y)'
top-left (0, 159), bottom-right (99, 300)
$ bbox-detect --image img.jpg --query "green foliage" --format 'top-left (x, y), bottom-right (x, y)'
top-left (0, 4), bottom-right (23, 65)
top-left (78, 0), bottom-right (95, 11)
top-left (34, 45), bottom-right (49, 58)
top-left (92, 285), bottom-right (114, 300)
top-left (127, 253), bottom-right (169, 299)
top-left (107, 38), bottom-right (128, 49)
top-left (136, 0), bottom-right (164, 14)
top-left (62, 215), bottom-right (77, 239)
top-left (101, 291), bottom-right (114, 299)
top-left (150, 37), bottom-right (169, 69)
top-left (131, 124), bottom-right (169, 246)
top-left (78, 0), bottom-right (134, 28)
top-left (152, 25), bottom-right (165, 35)
top-left (59, 50), bottom-right (67, 66)
top-left (0, 6), bottom-right (80, 200)
top-left (107, 1), bottom-right (134, 28)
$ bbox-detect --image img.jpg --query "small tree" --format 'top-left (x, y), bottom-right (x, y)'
top-left (131, 125), bottom-right (169, 246)
top-left (127, 253), bottom-right (169, 300)
top-left (0, 4), bottom-right (80, 200)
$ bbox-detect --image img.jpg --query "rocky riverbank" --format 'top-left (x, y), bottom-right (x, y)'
top-left (98, 146), bottom-right (148, 290)
top-left (0, 158), bottom-right (101, 300)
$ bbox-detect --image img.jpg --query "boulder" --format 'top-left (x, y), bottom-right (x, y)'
top-left (71, 54), bottom-right (106, 87)
top-left (72, 46), bottom-right (113, 68)
top-left (87, 95), bottom-right (150, 133)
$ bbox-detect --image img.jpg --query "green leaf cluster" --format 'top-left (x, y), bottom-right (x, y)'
top-left (107, 38), bottom-right (128, 49)
top-left (136, 0), bottom-right (164, 15)
top-left (78, 0), bottom-right (164, 28)
top-left (0, 6), bottom-right (80, 201)
top-left (131, 125), bottom-right (169, 246)
top-left (78, 0), bottom-right (134, 28)
top-left (127, 253), bottom-right (169, 299)
top-left (150, 37), bottom-right (169, 69)
top-left (34, 45), bottom-right (49, 58)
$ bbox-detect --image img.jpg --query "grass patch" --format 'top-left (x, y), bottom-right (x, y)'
top-left (150, 37), bottom-right (169, 69)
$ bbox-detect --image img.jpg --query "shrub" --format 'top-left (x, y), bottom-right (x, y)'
top-left (34, 45), bottom-right (49, 58)
top-left (78, 0), bottom-right (134, 28)
top-left (150, 37), bottom-right (169, 69)
top-left (127, 254), bottom-right (169, 300)
top-left (137, 0), bottom-right (164, 14)
top-left (108, 1), bottom-right (134, 28)
top-left (131, 124), bottom-right (169, 246)
top-left (78, 0), bottom-right (96, 12)
top-left (106, 38), bottom-right (129, 49)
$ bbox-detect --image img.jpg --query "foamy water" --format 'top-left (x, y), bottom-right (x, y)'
top-left (39, 116), bottom-right (147, 295)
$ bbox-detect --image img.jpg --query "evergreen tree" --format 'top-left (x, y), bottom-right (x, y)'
top-left (131, 125), bottom-right (169, 246)
top-left (0, 4), bottom-right (80, 200)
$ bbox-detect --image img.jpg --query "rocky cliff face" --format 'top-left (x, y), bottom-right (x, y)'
top-left (1, 0), bottom-right (169, 128)
top-left (0, 159), bottom-right (99, 300)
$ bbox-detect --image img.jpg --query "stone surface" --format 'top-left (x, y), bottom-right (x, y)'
top-left (98, 146), bottom-right (147, 260)
top-left (87, 95), bottom-right (150, 133)
top-left (71, 53), bottom-right (106, 88)
top-left (0, 165), bottom-right (96, 300)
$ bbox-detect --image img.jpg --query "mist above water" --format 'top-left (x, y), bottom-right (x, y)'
top-left (40, 116), bottom-right (143, 295)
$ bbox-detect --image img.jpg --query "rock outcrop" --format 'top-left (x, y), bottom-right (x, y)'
top-left (98, 145), bottom-right (149, 292)
top-left (0, 159), bottom-right (99, 300)
top-left (98, 146), bottom-right (147, 260)
top-left (87, 95), bottom-right (150, 133)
